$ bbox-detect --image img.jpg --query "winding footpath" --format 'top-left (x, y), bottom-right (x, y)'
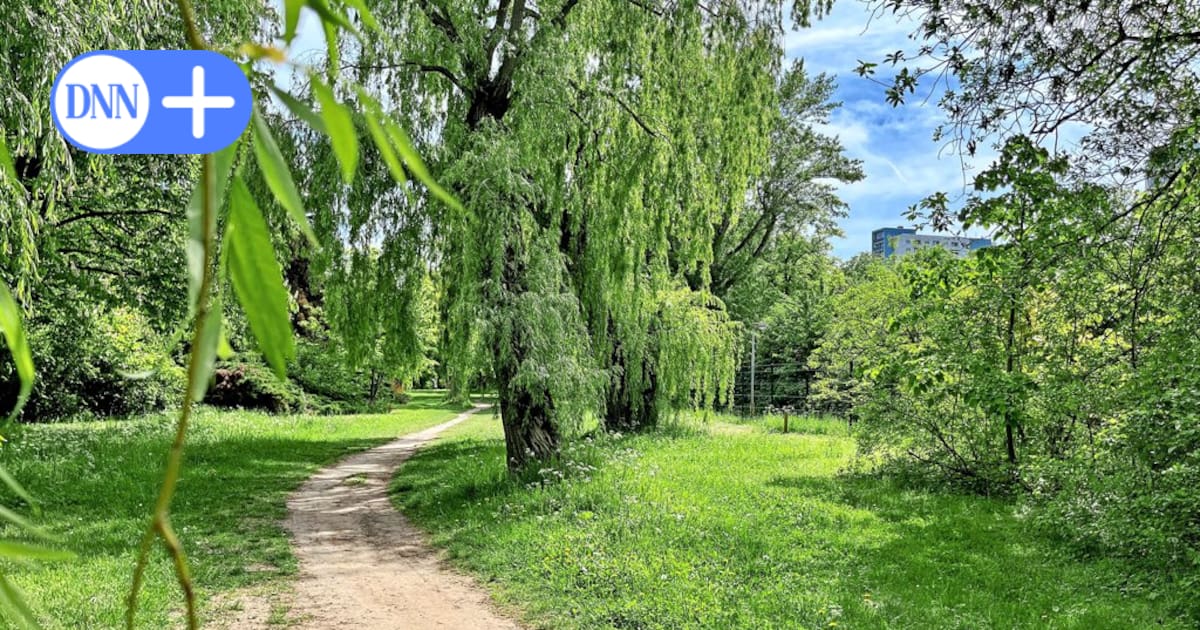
top-left (233, 404), bottom-right (520, 629)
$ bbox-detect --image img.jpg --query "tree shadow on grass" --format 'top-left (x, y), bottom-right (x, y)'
top-left (389, 429), bottom-right (1196, 628)
top-left (392, 439), bottom-right (517, 510)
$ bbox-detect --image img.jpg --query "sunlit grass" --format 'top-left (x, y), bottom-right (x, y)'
top-left (0, 390), bottom-right (468, 628)
top-left (395, 412), bottom-right (1193, 629)
top-left (725, 411), bottom-right (851, 437)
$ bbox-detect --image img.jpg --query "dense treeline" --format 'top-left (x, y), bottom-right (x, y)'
top-left (808, 137), bottom-right (1199, 575)
top-left (735, 0), bottom-right (1200, 596)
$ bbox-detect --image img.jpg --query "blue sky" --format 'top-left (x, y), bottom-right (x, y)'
top-left (785, 2), bottom-right (994, 258)
top-left (282, 1), bottom-right (988, 260)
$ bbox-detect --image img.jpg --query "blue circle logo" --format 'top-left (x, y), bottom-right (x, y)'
top-left (51, 50), bottom-right (252, 154)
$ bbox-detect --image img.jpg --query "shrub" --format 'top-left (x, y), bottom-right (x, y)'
top-left (1029, 336), bottom-right (1200, 585)
top-left (1, 306), bottom-right (184, 420)
top-left (291, 340), bottom-right (367, 402)
top-left (205, 361), bottom-right (306, 413)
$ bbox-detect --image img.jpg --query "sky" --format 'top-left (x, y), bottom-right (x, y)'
top-left (283, 0), bottom-right (991, 260)
top-left (784, 1), bottom-right (994, 258)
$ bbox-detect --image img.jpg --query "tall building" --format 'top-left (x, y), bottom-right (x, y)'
top-left (871, 227), bottom-right (991, 258)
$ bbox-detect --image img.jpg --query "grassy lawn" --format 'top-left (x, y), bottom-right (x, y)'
top-left (395, 413), bottom-right (1193, 629)
top-left (0, 391), bottom-right (468, 628)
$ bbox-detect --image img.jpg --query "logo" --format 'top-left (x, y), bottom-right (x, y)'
top-left (51, 51), bottom-right (252, 154)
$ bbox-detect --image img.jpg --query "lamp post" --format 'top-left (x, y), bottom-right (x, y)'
top-left (750, 321), bottom-right (766, 416)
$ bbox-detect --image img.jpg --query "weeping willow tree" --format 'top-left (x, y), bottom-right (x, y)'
top-left (0, 1), bottom-right (266, 305)
top-left (287, 90), bottom-right (440, 400)
top-left (561, 7), bottom-right (783, 431)
top-left (293, 0), bottom-right (825, 467)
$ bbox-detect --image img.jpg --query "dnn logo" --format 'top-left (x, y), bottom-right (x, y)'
top-left (51, 51), bottom-right (250, 154)
top-left (64, 83), bottom-right (142, 120)
top-left (53, 55), bottom-right (149, 150)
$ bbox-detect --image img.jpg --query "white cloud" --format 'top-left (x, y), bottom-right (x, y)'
top-left (787, 3), bottom-right (992, 258)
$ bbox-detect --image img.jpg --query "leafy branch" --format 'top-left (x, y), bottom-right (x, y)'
top-left (119, 1), bottom-right (464, 627)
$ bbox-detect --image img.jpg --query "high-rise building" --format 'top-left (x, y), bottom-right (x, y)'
top-left (871, 227), bottom-right (991, 258)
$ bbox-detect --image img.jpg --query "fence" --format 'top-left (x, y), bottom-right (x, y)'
top-left (729, 360), bottom-right (825, 417)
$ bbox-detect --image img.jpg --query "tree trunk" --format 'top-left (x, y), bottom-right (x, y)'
top-left (368, 369), bottom-right (382, 404)
top-left (1003, 304), bottom-right (1018, 465)
top-left (495, 347), bottom-right (560, 469)
top-left (603, 333), bottom-right (658, 431)
top-left (491, 240), bottom-right (562, 470)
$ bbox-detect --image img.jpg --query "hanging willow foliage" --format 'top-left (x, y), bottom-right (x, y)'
top-left (319, 0), bottom-right (793, 466)
top-left (3, 0), bottom-right (460, 626)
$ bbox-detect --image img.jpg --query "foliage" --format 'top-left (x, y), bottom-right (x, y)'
top-left (807, 255), bottom-right (902, 415)
top-left (291, 340), bottom-right (372, 403)
top-left (712, 60), bottom-right (861, 309)
top-left (4, 305), bottom-right (185, 422)
top-left (824, 0), bottom-right (1200, 585)
top-left (205, 360), bottom-right (306, 413)
top-left (0, 396), bottom-right (466, 628)
top-left (813, 135), bottom-right (1200, 586)
top-left (395, 412), bottom-right (1194, 628)
top-left (859, 0), bottom-right (1200, 185)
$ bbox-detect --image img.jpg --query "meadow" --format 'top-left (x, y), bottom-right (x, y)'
top-left (0, 392), bottom-right (469, 628)
top-left (395, 413), bottom-right (1193, 629)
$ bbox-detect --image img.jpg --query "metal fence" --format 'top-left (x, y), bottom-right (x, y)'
top-left (729, 361), bottom-right (822, 417)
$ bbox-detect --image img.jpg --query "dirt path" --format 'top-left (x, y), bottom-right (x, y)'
top-left (224, 405), bottom-right (520, 629)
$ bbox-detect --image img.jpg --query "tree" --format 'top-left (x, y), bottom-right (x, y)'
top-left (319, 0), bottom-right (797, 466)
top-left (859, 0), bottom-right (1199, 185)
top-left (711, 59), bottom-right (861, 303)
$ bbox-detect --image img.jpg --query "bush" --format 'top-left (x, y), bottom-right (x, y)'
top-left (1029, 337), bottom-right (1200, 586)
top-left (291, 339), bottom-right (413, 408)
top-left (205, 361), bottom-right (306, 413)
top-left (204, 355), bottom-right (412, 415)
top-left (291, 340), bottom-right (367, 402)
top-left (1, 306), bottom-right (184, 420)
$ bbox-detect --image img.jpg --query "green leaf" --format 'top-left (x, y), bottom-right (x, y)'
top-left (354, 88), bottom-right (408, 186)
top-left (363, 108), bottom-right (407, 185)
top-left (186, 143), bottom-right (239, 312)
top-left (217, 328), bottom-right (235, 361)
top-left (251, 108), bottom-right (318, 247)
top-left (0, 575), bottom-right (38, 630)
top-left (383, 118), bottom-right (463, 213)
top-left (117, 369), bottom-right (157, 381)
top-left (0, 506), bottom-right (54, 542)
top-left (269, 85), bottom-right (325, 134)
top-left (190, 304), bottom-right (223, 403)
top-left (0, 541), bottom-right (74, 562)
top-left (227, 177), bottom-right (296, 378)
top-left (0, 133), bottom-right (18, 185)
top-left (322, 18), bottom-right (340, 78)
top-left (307, 0), bottom-right (359, 36)
top-left (313, 78), bottom-right (358, 183)
top-left (283, 0), bottom-right (303, 44)
top-left (0, 282), bottom-right (33, 422)
top-left (0, 468), bottom-right (31, 507)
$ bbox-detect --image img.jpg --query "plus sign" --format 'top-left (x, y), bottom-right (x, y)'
top-left (161, 65), bottom-right (236, 139)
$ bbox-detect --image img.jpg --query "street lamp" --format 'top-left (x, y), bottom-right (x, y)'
top-left (750, 321), bottom-right (766, 416)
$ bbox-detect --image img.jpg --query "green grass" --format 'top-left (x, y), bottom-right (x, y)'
top-left (726, 412), bottom-right (852, 437)
top-left (0, 390), bottom-right (469, 628)
top-left (395, 413), bottom-right (1194, 629)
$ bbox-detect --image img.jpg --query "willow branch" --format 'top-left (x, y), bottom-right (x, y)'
top-left (127, 2), bottom-right (210, 627)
